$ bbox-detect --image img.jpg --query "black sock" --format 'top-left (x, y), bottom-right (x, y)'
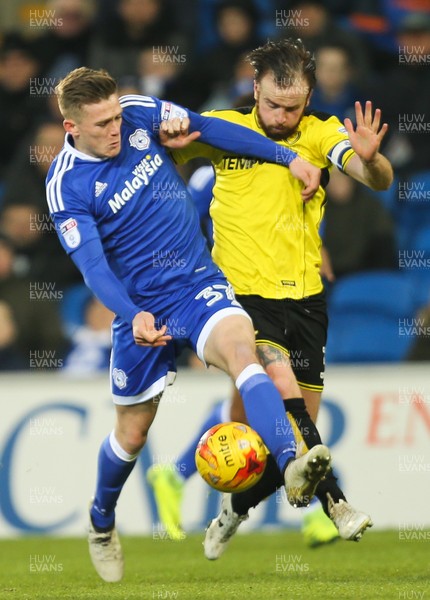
top-left (315, 470), bottom-right (346, 516)
top-left (282, 397), bottom-right (322, 446)
top-left (231, 453), bottom-right (283, 516)
top-left (284, 397), bottom-right (346, 516)
top-left (231, 398), bottom-right (347, 517)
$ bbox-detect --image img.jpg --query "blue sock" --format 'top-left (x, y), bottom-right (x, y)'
top-left (176, 400), bottom-right (226, 480)
top-left (91, 433), bottom-right (138, 531)
top-left (236, 364), bottom-right (296, 473)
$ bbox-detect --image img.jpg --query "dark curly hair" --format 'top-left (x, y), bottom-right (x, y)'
top-left (247, 38), bottom-right (316, 92)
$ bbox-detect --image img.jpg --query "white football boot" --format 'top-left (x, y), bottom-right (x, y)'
top-left (327, 494), bottom-right (373, 541)
top-left (284, 444), bottom-right (331, 508)
top-left (204, 494), bottom-right (248, 560)
top-left (88, 506), bottom-right (124, 582)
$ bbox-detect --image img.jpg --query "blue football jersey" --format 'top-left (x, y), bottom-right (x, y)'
top-left (46, 93), bottom-right (299, 326)
top-left (46, 95), bottom-right (218, 304)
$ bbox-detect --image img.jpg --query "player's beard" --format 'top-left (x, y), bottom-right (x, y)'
top-left (255, 100), bottom-right (304, 141)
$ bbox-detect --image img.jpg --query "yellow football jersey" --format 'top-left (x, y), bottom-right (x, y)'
top-left (172, 107), bottom-right (355, 299)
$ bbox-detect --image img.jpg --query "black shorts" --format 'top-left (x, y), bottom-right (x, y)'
top-left (236, 292), bottom-right (328, 392)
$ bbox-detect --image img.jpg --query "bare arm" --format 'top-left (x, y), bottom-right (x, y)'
top-left (343, 101), bottom-right (393, 191)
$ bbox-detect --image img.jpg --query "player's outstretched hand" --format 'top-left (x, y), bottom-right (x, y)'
top-left (159, 117), bottom-right (201, 148)
top-left (344, 101), bottom-right (388, 164)
top-left (289, 157), bottom-right (321, 202)
top-left (132, 311), bottom-right (172, 347)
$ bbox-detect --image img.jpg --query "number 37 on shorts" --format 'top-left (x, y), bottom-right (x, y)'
top-left (195, 283), bottom-right (242, 307)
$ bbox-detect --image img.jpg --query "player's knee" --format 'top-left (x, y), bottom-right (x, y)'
top-left (226, 325), bottom-right (258, 369)
top-left (119, 427), bottom-right (149, 454)
top-left (211, 337), bottom-right (256, 378)
top-left (205, 315), bottom-right (257, 375)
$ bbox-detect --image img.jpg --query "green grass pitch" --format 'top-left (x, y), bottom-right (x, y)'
top-left (0, 530), bottom-right (427, 600)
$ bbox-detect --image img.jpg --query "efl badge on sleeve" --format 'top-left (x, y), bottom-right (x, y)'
top-left (160, 101), bottom-right (188, 121)
top-left (60, 218), bottom-right (81, 249)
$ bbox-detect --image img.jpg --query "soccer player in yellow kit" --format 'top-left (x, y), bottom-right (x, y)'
top-left (149, 38), bottom-right (393, 552)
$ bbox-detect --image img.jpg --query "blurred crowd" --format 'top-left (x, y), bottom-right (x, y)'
top-left (0, 0), bottom-right (430, 372)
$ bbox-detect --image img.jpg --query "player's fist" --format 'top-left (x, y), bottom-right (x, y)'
top-left (289, 157), bottom-right (321, 202)
top-left (159, 117), bottom-right (201, 148)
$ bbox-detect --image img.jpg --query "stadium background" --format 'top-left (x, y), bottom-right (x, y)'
top-left (0, 0), bottom-right (429, 542)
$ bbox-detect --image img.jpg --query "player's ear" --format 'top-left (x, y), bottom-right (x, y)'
top-left (63, 119), bottom-right (78, 135)
top-left (253, 80), bottom-right (258, 102)
top-left (306, 89), bottom-right (313, 107)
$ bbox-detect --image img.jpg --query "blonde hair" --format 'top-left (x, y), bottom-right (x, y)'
top-left (55, 67), bottom-right (117, 120)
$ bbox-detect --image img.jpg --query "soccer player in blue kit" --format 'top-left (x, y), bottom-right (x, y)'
top-left (47, 67), bottom-right (328, 583)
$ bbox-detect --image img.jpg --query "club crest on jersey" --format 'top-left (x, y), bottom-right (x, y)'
top-left (112, 368), bottom-right (127, 389)
top-left (129, 129), bottom-right (150, 150)
top-left (60, 217), bottom-right (81, 249)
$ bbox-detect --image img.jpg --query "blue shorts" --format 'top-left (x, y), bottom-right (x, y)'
top-left (110, 273), bottom-right (250, 404)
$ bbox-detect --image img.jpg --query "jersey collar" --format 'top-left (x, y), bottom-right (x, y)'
top-left (64, 133), bottom-right (105, 162)
top-left (252, 106), bottom-right (264, 133)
